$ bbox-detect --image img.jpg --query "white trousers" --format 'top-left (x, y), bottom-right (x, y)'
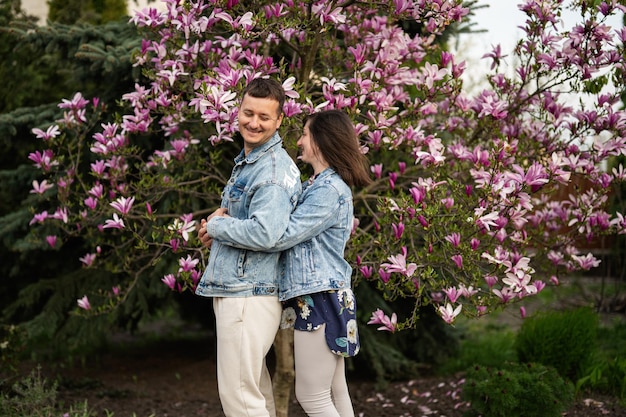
top-left (213, 296), bottom-right (282, 417)
top-left (294, 325), bottom-right (355, 417)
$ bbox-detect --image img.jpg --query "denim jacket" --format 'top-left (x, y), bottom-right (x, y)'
top-left (195, 133), bottom-right (301, 298)
top-left (212, 167), bottom-right (354, 301)
top-left (276, 168), bottom-right (354, 300)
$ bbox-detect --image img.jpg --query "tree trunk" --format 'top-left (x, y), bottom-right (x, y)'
top-left (272, 327), bottom-right (295, 417)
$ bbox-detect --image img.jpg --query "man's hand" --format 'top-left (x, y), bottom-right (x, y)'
top-left (207, 207), bottom-right (228, 222)
top-left (198, 219), bottom-right (213, 248)
top-left (198, 208), bottom-right (229, 248)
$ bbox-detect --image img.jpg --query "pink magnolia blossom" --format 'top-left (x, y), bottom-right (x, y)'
top-left (32, 125), bottom-right (60, 141)
top-left (77, 295), bottom-right (91, 310)
top-left (458, 284), bottom-right (478, 298)
top-left (59, 92), bottom-right (89, 111)
top-left (451, 254), bottom-right (463, 269)
top-left (110, 196), bottom-right (135, 215)
top-left (178, 255), bottom-right (200, 273)
top-left (30, 180), bottom-right (54, 194)
top-left (378, 268), bottom-right (391, 283)
top-left (28, 150), bottom-right (57, 171)
top-left (443, 287), bottom-right (461, 303)
top-left (161, 274), bottom-right (177, 291)
top-left (88, 183), bottom-right (104, 199)
top-left (46, 235), bottom-right (57, 248)
top-left (52, 207), bottom-right (69, 223)
top-left (380, 247), bottom-right (417, 277)
top-left (389, 172), bottom-right (398, 190)
top-left (438, 303), bottom-right (462, 324)
top-left (360, 265), bottom-right (373, 279)
top-left (520, 306), bottom-right (527, 319)
top-left (79, 253), bottom-right (97, 267)
top-left (392, 222), bottom-right (404, 239)
top-left (484, 275), bottom-right (498, 288)
top-left (417, 215), bottom-right (429, 228)
top-left (168, 213), bottom-right (196, 242)
top-left (312, 3), bottom-right (346, 25)
top-left (29, 211), bottom-right (49, 226)
top-left (571, 253), bottom-right (601, 270)
top-left (370, 164), bottom-right (383, 179)
top-left (441, 197), bottom-right (454, 209)
top-left (492, 287), bottom-right (515, 304)
top-left (102, 213), bottom-right (125, 230)
top-left (84, 197), bottom-right (98, 210)
top-left (367, 308), bottom-right (397, 332)
top-left (445, 232), bottom-right (461, 247)
top-left (409, 186), bottom-right (426, 205)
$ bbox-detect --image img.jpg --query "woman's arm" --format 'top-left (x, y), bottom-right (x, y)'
top-left (214, 185), bottom-right (342, 252)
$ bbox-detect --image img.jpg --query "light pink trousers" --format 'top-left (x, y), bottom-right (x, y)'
top-left (294, 325), bottom-right (355, 417)
top-left (213, 296), bottom-right (282, 417)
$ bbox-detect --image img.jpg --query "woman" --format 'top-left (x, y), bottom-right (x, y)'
top-left (207, 109), bottom-right (371, 416)
top-left (275, 110), bottom-right (371, 416)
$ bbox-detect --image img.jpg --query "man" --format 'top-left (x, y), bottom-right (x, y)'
top-left (196, 77), bottom-right (301, 417)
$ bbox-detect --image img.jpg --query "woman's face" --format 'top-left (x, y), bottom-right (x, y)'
top-left (297, 121), bottom-right (321, 167)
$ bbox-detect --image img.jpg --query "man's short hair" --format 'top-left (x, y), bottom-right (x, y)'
top-left (241, 78), bottom-right (285, 114)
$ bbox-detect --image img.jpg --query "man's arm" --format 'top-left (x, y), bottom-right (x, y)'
top-left (213, 186), bottom-right (343, 252)
top-left (197, 208), bottom-right (228, 248)
top-left (208, 184), bottom-right (296, 250)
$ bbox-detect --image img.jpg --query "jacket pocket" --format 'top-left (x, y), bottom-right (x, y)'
top-left (227, 182), bottom-right (246, 218)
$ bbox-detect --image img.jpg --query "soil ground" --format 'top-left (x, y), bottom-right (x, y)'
top-left (34, 333), bottom-right (625, 417)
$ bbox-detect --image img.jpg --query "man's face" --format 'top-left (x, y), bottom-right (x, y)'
top-left (238, 94), bottom-right (283, 154)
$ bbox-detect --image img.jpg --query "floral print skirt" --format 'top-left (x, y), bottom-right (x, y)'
top-left (281, 289), bottom-right (360, 357)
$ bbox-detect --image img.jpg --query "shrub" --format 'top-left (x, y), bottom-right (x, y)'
top-left (462, 362), bottom-right (574, 417)
top-left (577, 357), bottom-right (626, 402)
top-left (514, 307), bottom-right (598, 381)
top-left (438, 323), bottom-right (516, 375)
top-left (0, 366), bottom-right (94, 417)
top-left (0, 366), bottom-right (57, 417)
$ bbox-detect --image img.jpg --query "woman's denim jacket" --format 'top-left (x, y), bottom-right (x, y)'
top-left (195, 133), bottom-right (301, 298)
top-left (212, 167), bottom-right (354, 301)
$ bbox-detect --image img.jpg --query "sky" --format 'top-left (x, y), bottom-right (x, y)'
top-left (455, 0), bottom-right (624, 91)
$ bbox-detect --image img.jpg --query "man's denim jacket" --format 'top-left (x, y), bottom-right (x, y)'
top-left (195, 133), bottom-right (301, 298)
top-left (212, 167), bottom-right (354, 301)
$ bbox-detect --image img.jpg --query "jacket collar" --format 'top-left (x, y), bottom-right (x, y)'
top-left (305, 167), bottom-right (336, 189)
top-left (315, 167), bottom-right (335, 181)
top-left (235, 132), bottom-right (283, 164)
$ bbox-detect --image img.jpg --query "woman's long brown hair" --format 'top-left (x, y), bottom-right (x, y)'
top-left (306, 110), bottom-right (372, 188)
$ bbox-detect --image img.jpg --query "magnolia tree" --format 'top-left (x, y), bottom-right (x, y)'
top-left (28, 0), bottom-right (626, 334)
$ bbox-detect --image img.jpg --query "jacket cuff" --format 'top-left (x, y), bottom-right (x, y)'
top-left (207, 216), bottom-right (223, 237)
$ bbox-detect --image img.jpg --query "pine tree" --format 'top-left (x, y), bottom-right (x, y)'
top-left (0, 5), bottom-right (170, 357)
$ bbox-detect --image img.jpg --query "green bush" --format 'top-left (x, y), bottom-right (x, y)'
top-left (0, 366), bottom-right (57, 417)
top-left (438, 323), bottom-right (516, 375)
top-left (577, 357), bottom-right (626, 401)
top-left (0, 366), bottom-right (94, 417)
top-left (462, 362), bottom-right (574, 417)
top-left (514, 307), bottom-right (598, 381)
